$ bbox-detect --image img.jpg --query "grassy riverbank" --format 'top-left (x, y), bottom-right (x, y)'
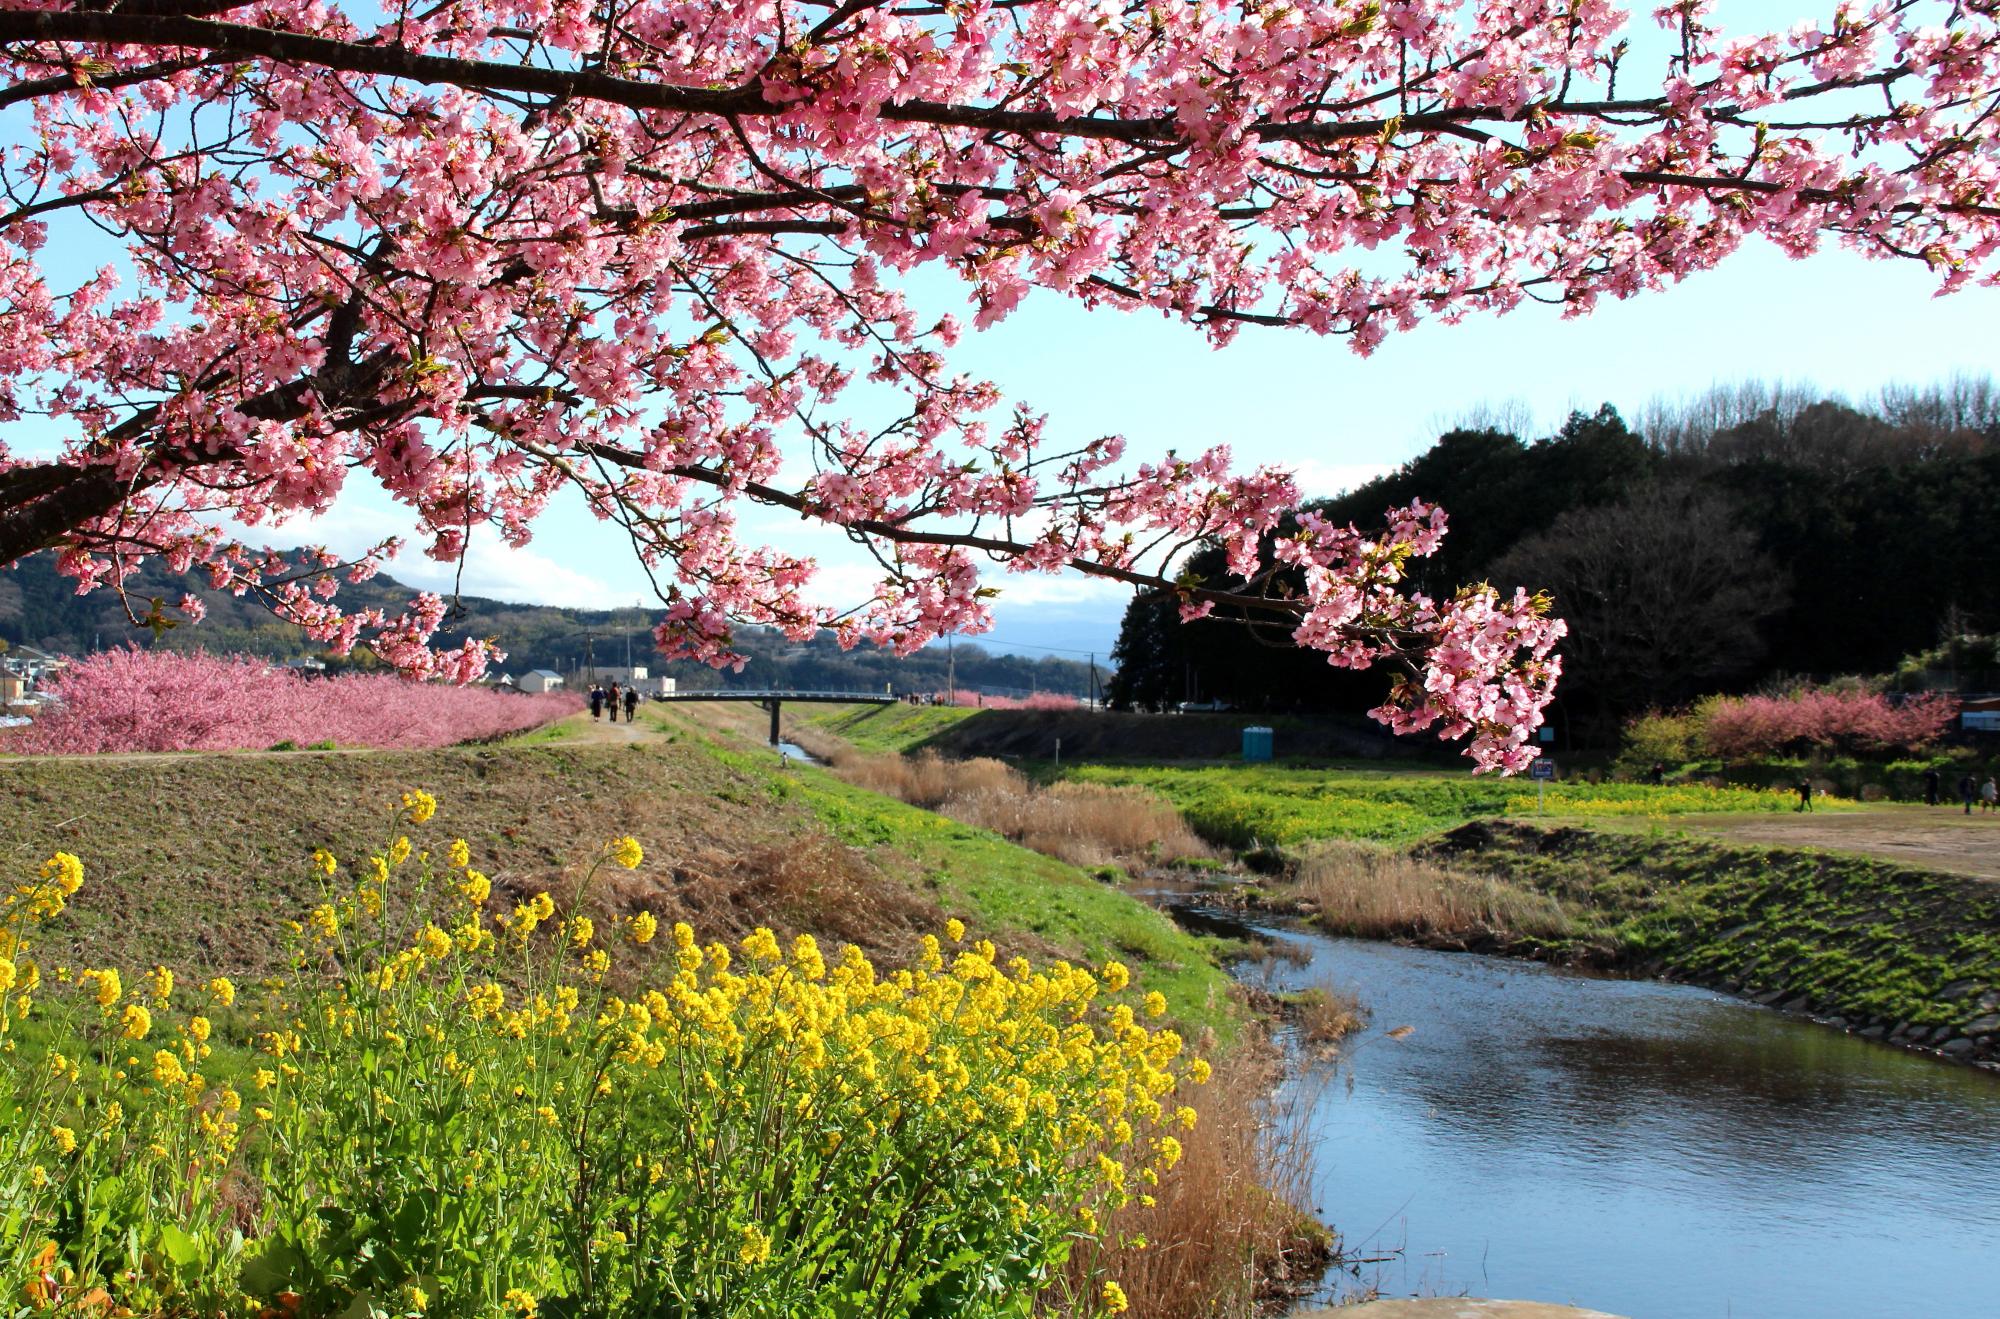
top-left (1415, 823), bottom-right (2000, 1049)
top-left (2, 715), bottom-right (1329, 1318)
top-left (800, 715), bottom-right (1998, 1063)
top-left (1063, 763), bottom-right (1827, 851)
top-left (0, 723), bottom-right (1238, 1034)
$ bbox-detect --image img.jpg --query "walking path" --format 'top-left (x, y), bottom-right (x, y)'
top-left (1676, 805), bottom-right (2000, 881)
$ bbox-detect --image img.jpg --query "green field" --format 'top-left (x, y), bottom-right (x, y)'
top-left (1061, 763), bottom-right (1831, 850)
top-left (805, 702), bottom-right (983, 754)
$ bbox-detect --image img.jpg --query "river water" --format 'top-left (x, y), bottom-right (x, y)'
top-left (1219, 917), bottom-right (2000, 1319)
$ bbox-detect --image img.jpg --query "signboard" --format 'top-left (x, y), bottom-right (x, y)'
top-left (1530, 758), bottom-right (1556, 781)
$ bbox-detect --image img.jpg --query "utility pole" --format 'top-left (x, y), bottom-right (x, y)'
top-left (585, 633), bottom-right (595, 683)
top-left (1089, 652), bottom-right (1098, 709)
top-left (947, 634), bottom-right (956, 706)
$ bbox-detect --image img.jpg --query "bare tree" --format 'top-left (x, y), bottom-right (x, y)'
top-left (1491, 485), bottom-right (1788, 718)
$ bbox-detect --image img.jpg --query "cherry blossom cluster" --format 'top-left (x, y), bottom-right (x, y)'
top-left (6, 647), bottom-right (575, 754)
top-left (0, 0), bottom-right (1992, 765)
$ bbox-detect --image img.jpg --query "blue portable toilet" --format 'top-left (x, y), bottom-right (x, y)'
top-left (1242, 726), bottom-right (1274, 762)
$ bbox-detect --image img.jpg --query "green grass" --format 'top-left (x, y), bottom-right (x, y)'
top-left (1064, 763), bottom-right (1834, 850)
top-left (1435, 823), bottom-right (2000, 1030)
top-left (805, 703), bottom-right (983, 755)
top-left (692, 733), bottom-right (1244, 1042)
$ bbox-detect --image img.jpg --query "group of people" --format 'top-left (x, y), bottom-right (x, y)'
top-left (590, 681), bottom-right (640, 722)
top-left (1922, 768), bottom-right (2000, 814)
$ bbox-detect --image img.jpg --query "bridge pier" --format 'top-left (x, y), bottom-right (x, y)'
top-left (768, 699), bottom-right (781, 747)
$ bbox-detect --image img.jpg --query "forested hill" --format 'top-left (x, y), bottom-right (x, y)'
top-left (1109, 380), bottom-right (2000, 740)
top-left (0, 554), bottom-right (1096, 698)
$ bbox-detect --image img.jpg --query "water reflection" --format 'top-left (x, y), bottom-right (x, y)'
top-left (1231, 921), bottom-right (2000, 1318)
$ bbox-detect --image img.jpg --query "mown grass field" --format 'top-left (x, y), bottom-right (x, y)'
top-left (1060, 763), bottom-right (1826, 850)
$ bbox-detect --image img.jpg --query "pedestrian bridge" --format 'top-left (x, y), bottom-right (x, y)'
top-left (652, 688), bottom-right (899, 743)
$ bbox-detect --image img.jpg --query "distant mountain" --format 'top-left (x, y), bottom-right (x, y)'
top-left (0, 552), bottom-right (1099, 697)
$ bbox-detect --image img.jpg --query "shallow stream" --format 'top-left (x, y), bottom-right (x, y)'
top-left (1204, 913), bottom-right (2000, 1318)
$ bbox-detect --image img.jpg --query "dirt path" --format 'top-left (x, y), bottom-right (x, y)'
top-left (1675, 805), bottom-right (2000, 881)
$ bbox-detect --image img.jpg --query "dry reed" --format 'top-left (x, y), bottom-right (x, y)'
top-left (1056, 1045), bottom-right (1329, 1319)
top-left (1294, 842), bottom-right (1572, 942)
top-left (830, 750), bottom-right (1216, 868)
top-left (1291, 983), bottom-right (1369, 1051)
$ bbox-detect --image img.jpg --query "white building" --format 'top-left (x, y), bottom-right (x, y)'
top-left (519, 669), bottom-right (566, 694)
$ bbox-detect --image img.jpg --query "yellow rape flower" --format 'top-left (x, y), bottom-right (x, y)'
top-left (312, 848), bottom-right (338, 877)
top-left (0, 957), bottom-right (15, 995)
top-left (1102, 961), bottom-right (1130, 993)
top-left (1143, 991), bottom-right (1167, 1019)
top-left (206, 976), bottom-right (236, 1007)
top-left (1102, 1281), bottom-right (1130, 1314)
top-left (152, 1050), bottom-right (187, 1086)
top-left (42, 851), bottom-right (84, 896)
top-left (120, 1003), bottom-right (151, 1040)
top-left (50, 1125), bottom-right (77, 1155)
top-left (448, 838), bottom-right (470, 869)
top-left (503, 1289), bottom-right (536, 1319)
top-left (401, 790), bottom-right (438, 825)
top-left (609, 836), bottom-right (643, 870)
top-left (945, 918), bottom-right (966, 943)
top-left (738, 1224), bottom-right (772, 1266)
top-left (417, 924), bottom-right (453, 961)
top-left (188, 1015), bottom-right (212, 1043)
top-left (82, 968), bottom-right (121, 1008)
top-left (146, 965), bottom-right (173, 1005)
top-left (628, 911), bottom-right (657, 945)
top-left (459, 870), bottom-right (491, 906)
top-left (569, 916), bottom-right (595, 949)
top-left (307, 905), bottom-right (339, 940)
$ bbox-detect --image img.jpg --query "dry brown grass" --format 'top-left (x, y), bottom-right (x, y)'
top-left (0, 741), bottom-right (946, 983)
top-left (1054, 1044), bottom-right (1328, 1319)
top-left (827, 750), bottom-right (1216, 868)
top-left (1294, 841), bottom-right (1573, 942)
top-left (1290, 983), bottom-right (1369, 1052)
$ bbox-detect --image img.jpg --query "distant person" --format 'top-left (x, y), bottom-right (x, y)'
top-left (623, 686), bottom-right (639, 722)
top-left (1795, 779), bottom-right (1814, 813)
top-left (607, 682), bottom-right (621, 719)
top-left (1960, 774), bottom-right (1978, 815)
top-left (589, 684), bottom-right (605, 721)
top-left (1923, 767), bottom-right (1942, 807)
top-left (1983, 777), bottom-right (1998, 814)
top-left (1649, 762), bottom-right (1665, 786)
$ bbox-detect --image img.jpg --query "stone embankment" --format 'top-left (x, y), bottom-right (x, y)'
top-left (1424, 822), bottom-right (2000, 1068)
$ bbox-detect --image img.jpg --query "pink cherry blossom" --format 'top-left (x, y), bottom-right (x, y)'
top-left (0, 0), bottom-right (1991, 768)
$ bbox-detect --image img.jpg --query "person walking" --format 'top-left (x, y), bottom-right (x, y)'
top-left (1795, 778), bottom-right (1814, 813)
top-left (623, 685), bottom-right (639, 723)
top-left (1960, 774), bottom-right (1978, 815)
top-left (1983, 776), bottom-right (1998, 815)
top-left (1923, 767), bottom-right (1942, 807)
top-left (607, 682), bottom-right (621, 721)
top-left (589, 684), bottom-right (605, 721)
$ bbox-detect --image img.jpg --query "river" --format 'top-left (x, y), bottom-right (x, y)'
top-left (1210, 915), bottom-right (2000, 1319)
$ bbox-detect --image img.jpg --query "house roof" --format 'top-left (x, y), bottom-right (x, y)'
top-left (523, 669), bottom-right (564, 680)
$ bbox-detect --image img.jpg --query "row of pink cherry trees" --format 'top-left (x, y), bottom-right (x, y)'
top-left (4, 649), bottom-right (573, 754)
